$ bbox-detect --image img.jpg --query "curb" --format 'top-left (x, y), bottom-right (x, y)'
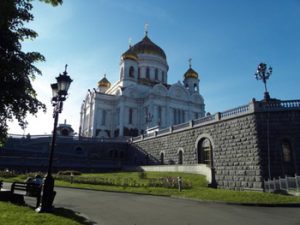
top-left (55, 185), bottom-right (171, 198)
top-left (171, 195), bottom-right (300, 207)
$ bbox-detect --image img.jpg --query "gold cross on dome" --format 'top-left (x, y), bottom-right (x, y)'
top-left (188, 58), bottom-right (192, 68)
top-left (144, 23), bottom-right (149, 35)
top-left (128, 37), bottom-right (132, 47)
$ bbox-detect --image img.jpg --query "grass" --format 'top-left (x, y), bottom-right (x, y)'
top-left (1, 171), bottom-right (300, 204)
top-left (0, 201), bottom-right (93, 225)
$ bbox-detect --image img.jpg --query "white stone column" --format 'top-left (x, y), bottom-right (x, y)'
top-left (119, 100), bottom-right (125, 136)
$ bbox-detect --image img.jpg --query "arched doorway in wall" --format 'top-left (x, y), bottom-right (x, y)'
top-left (195, 135), bottom-right (217, 187)
top-left (177, 148), bottom-right (184, 165)
top-left (197, 138), bottom-right (212, 166)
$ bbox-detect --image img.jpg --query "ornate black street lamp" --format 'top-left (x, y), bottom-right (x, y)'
top-left (255, 63), bottom-right (272, 101)
top-left (36, 65), bottom-right (72, 212)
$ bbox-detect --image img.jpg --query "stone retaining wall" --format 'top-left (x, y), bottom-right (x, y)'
top-left (132, 100), bottom-right (300, 190)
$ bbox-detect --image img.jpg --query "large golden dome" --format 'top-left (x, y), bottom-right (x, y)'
top-left (122, 35), bottom-right (166, 59)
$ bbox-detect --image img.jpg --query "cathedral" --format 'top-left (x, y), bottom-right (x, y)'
top-left (79, 31), bottom-right (205, 138)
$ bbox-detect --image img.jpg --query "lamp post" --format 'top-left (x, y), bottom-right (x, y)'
top-left (36, 65), bottom-right (72, 212)
top-left (255, 63), bottom-right (272, 101)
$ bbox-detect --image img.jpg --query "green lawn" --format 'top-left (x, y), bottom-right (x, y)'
top-left (1, 171), bottom-right (300, 204)
top-left (0, 201), bottom-right (91, 225)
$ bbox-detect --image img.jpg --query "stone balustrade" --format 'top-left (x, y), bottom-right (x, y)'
top-left (132, 99), bottom-right (300, 143)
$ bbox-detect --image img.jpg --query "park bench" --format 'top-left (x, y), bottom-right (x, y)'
top-left (10, 182), bottom-right (42, 208)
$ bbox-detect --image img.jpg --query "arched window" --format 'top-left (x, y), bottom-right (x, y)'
top-left (146, 67), bottom-right (150, 79)
top-left (129, 66), bottom-right (134, 78)
top-left (138, 68), bottom-right (141, 78)
top-left (160, 152), bottom-right (164, 165)
top-left (194, 83), bottom-right (197, 91)
top-left (197, 138), bottom-right (212, 166)
top-left (155, 68), bottom-right (158, 80)
top-left (61, 129), bottom-right (69, 136)
top-left (178, 150), bottom-right (183, 165)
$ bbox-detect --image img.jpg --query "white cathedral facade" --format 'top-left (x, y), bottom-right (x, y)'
top-left (79, 32), bottom-right (205, 138)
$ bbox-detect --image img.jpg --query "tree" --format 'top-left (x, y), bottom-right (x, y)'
top-left (0, 0), bottom-right (62, 146)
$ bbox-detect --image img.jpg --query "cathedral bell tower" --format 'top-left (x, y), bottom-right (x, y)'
top-left (120, 42), bottom-right (139, 84)
top-left (98, 74), bottom-right (111, 93)
top-left (183, 58), bottom-right (200, 94)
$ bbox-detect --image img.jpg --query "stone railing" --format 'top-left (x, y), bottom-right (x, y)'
top-left (220, 104), bottom-right (249, 119)
top-left (132, 99), bottom-right (300, 143)
top-left (156, 127), bottom-right (171, 136)
top-left (172, 121), bottom-right (190, 131)
top-left (258, 99), bottom-right (300, 111)
top-left (193, 114), bottom-right (215, 126)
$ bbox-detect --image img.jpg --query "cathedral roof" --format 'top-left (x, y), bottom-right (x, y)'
top-left (98, 75), bottom-right (111, 88)
top-left (184, 67), bottom-right (198, 79)
top-left (124, 35), bottom-right (166, 59)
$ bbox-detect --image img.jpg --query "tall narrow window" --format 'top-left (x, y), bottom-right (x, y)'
top-left (194, 112), bottom-right (198, 119)
top-left (155, 68), bottom-right (158, 80)
top-left (101, 110), bottom-right (106, 125)
top-left (129, 108), bottom-right (133, 124)
top-left (160, 152), bottom-right (164, 165)
top-left (146, 67), bottom-right (150, 79)
top-left (138, 68), bottom-right (141, 78)
top-left (158, 106), bottom-right (162, 125)
top-left (178, 150), bottom-right (183, 165)
top-left (162, 71), bottom-right (165, 83)
top-left (173, 109), bottom-right (177, 125)
top-left (194, 83), bottom-right (197, 91)
top-left (129, 66), bottom-right (134, 78)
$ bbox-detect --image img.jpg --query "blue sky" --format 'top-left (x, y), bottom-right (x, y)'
top-left (8, 0), bottom-right (300, 135)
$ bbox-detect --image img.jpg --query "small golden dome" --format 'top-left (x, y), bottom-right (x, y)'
top-left (98, 75), bottom-right (111, 88)
top-left (122, 47), bottom-right (138, 61)
top-left (184, 67), bottom-right (198, 79)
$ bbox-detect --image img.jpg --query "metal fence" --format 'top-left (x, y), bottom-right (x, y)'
top-left (264, 175), bottom-right (300, 193)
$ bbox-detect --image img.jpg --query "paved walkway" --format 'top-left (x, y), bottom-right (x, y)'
top-left (47, 187), bottom-right (300, 225)
top-left (3, 182), bottom-right (298, 225)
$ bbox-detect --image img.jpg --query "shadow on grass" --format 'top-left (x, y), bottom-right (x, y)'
top-left (52, 207), bottom-right (97, 225)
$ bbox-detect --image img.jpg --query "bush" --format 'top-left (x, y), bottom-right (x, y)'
top-left (138, 171), bottom-right (147, 179)
top-left (0, 170), bottom-right (17, 178)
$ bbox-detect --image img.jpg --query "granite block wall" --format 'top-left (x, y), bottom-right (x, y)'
top-left (133, 108), bottom-right (300, 190)
top-left (133, 114), bottom-right (263, 190)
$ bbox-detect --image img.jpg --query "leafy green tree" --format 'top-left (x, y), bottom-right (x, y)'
top-left (0, 0), bottom-right (62, 146)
